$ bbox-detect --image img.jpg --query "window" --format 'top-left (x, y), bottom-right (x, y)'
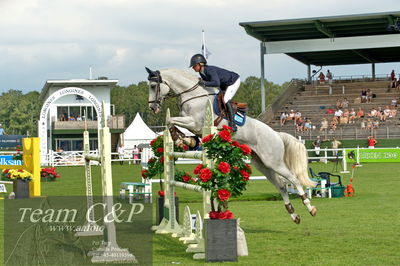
top-left (56, 106), bottom-right (98, 121)
top-left (55, 138), bottom-right (98, 151)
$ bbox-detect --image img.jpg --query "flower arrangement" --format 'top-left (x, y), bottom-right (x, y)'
top-left (193, 125), bottom-right (252, 219)
top-left (142, 135), bottom-right (188, 196)
top-left (41, 167), bottom-right (60, 181)
top-left (11, 145), bottom-right (23, 161)
top-left (1, 169), bottom-right (32, 181)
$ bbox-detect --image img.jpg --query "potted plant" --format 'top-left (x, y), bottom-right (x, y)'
top-left (7, 169), bottom-right (33, 198)
top-left (40, 167), bottom-right (61, 181)
top-left (192, 125), bottom-right (252, 262)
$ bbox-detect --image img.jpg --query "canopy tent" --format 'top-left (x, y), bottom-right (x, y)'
top-left (123, 113), bottom-right (157, 149)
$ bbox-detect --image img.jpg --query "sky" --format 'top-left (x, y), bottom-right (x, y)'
top-left (0, 0), bottom-right (399, 93)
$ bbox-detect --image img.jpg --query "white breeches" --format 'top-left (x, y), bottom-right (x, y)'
top-left (223, 78), bottom-right (241, 103)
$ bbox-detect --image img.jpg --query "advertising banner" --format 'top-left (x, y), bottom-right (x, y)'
top-left (0, 155), bottom-right (22, 166)
top-left (0, 135), bottom-right (24, 148)
top-left (346, 148), bottom-right (400, 163)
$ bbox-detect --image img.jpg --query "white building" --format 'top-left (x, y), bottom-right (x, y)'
top-left (38, 79), bottom-right (124, 163)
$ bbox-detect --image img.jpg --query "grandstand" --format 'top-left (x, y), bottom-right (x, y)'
top-left (258, 77), bottom-right (400, 140)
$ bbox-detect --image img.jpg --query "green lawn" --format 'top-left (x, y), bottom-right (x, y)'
top-left (1, 162), bottom-right (399, 265)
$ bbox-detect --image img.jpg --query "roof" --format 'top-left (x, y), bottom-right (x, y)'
top-left (124, 113), bottom-right (157, 141)
top-left (239, 11), bottom-right (400, 66)
top-left (39, 79), bottom-right (118, 101)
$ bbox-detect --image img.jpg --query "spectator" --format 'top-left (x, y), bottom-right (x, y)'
top-left (331, 137), bottom-right (342, 156)
top-left (0, 124), bottom-right (6, 135)
top-left (390, 70), bottom-right (396, 81)
top-left (76, 115), bottom-right (82, 121)
top-left (294, 110), bottom-right (302, 124)
top-left (372, 120), bottom-right (380, 129)
top-left (280, 112), bottom-right (288, 126)
top-left (326, 70), bottom-right (333, 84)
top-left (366, 119), bottom-right (373, 129)
top-left (319, 118), bottom-right (329, 131)
top-left (384, 106), bottom-right (391, 119)
top-left (390, 96), bottom-right (398, 107)
top-left (319, 72), bottom-right (325, 84)
top-left (288, 110), bottom-right (296, 123)
top-left (342, 98), bottom-right (349, 108)
top-left (366, 89), bottom-right (373, 103)
top-left (367, 136), bottom-right (377, 149)
top-left (368, 107), bottom-right (377, 118)
top-left (335, 98), bottom-right (343, 109)
top-left (295, 117), bottom-right (303, 132)
top-left (312, 136), bottom-right (322, 156)
top-left (356, 107), bottom-right (365, 119)
top-left (360, 119), bottom-right (366, 130)
top-left (349, 108), bottom-right (357, 124)
top-left (330, 119), bottom-right (337, 131)
top-left (132, 145), bottom-right (140, 164)
top-left (334, 108), bottom-right (343, 121)
top-left (59, 114), bottom-right (66, 121)
top-left (118, 144), bottom-right (125, 165)
top-left (361, 89), bottom-right (367, 103)
top-left (341, 109), bottom-right (349, 124)
top-left (389, 106), bottom-right (397, 118)
top-left (303, 119), bottom-right (312, 131)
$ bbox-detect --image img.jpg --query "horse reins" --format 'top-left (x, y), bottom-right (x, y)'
top-left (148, 73), bottom-right (216, 110)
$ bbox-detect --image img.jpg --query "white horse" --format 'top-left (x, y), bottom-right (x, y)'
top-left (146, 68), bottom-right (317, 224)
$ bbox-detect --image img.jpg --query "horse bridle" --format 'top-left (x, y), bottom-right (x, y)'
top-left (148, 72), bottom-right (216, 110)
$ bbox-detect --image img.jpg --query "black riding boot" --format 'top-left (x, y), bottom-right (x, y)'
top-left (226, 101), bottom-right (237, 132)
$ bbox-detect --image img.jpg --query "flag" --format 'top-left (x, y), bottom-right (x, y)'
top-left (202, 30), bottom-right (212, 59)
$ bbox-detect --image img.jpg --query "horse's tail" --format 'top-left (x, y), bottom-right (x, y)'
top-left (278, 132), bottom-right (316, 188)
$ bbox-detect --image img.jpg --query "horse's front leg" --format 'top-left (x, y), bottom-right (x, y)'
top-left (168, 116), bottom-right (202, 134)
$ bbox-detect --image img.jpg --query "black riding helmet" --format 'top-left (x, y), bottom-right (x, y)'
top-left (189, 54), bottom-right (207, 67)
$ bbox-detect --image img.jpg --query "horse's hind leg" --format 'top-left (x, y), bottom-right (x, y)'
top-left (252, 155), bottom-right (301, 224)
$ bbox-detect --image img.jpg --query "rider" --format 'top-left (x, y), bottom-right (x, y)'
top-left (189, 54), bottom-right (240, 132)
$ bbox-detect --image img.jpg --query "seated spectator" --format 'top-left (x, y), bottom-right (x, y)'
top-left (389, 106), bottom-right (397, 118)
top-left (373, 120), bottom-right (380, 129)
top-left (366, 89), bottom-right (373, 103)
top-left (294, 110), bottom-right (302, 124)
top-left (342, 98), bottom-right (349, 109)
top-left (368, 107), bottom-right (377, 118)
top-left (335, 98), bottom-right (343, 109)
top-left (68, 115), bottom-right (75, 121)
top-left (296, 117), bottom-right (304, 132)
top-left (360, 119), bottom-right (366, 130)
top-left (361, 89), bottom-right (367, 103)
top-left (377, 107), bottom-right (386, 122)
top-left (280, 112), bottom-right (288, 126)
top-left (366, 119), bottom-right (373, 129)
top-left (330, 119), bottom-right (337, 131)
top-left (76, 115), bottom-right (82, 121)
top-left (349, 108), bottom-right (357, 124)
top-left (303, 119), bottom-right (312, 131)
top-left (334, 108), bottom-right (343, 120)
top-left (340, 109), bottom-right (349, 124)
top-left (356, 107), bottom-right (365, 119)
top-left (320, 118), bottom-right (329, 131)
top-left (59, 114), bottom-right (66, 121)
top-left (390, 96), bottom-right (398, 107)
top-left (288, 110), bottom-right (295, 123)
top-left (384, 106), bottom-right (391, 118)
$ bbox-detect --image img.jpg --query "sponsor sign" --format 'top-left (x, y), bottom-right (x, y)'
top-left (0, 155), bottom-right (23, 165)
top-left (0, 135), bottom-right (24, 148)
top-left (346, 148), bottom-right (400, 162)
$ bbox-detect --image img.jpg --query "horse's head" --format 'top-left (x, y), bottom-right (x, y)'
top-left (145, 67), bottom-right (170, 114)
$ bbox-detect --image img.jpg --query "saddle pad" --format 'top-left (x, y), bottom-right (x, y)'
top-left (213, 96), bottom-right (246, 127)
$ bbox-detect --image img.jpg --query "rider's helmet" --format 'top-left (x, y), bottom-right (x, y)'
top-left (189, 54), bottom-right (207, 68)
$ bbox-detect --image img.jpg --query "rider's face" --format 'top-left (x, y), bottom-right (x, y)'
top-left (192, 64), bottom-right (201, 72)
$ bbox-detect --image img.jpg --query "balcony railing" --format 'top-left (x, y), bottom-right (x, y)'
top-left (52, 115), bottom-right (125, 130)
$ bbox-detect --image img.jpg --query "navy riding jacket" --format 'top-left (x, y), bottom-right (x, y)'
top-left (200, 65), bottom-right (239, 91)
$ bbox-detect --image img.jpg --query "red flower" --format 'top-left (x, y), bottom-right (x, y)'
top-left (209, 211), bottom-right (219, 219)
top-left (231, 140), bottom-right (240, 147)
top-left (18, 169), bottom-right (23, 172)
top-left (240, 170), bottom-right (250, 181)
top-left (150, 138), bottom-right (156, 146)
top-left (233, 166), bottom-right (238, 170)
top-left (141, 169), bottom-right (148, 178)
top-left (222, 125), bottom-right (232, 132)
top-left (157, 147), bottom-right (164, 153)
top-left (245, 163), bottom-right (252, 172)
top-left (148, 158), bottom-right (155, 164)
top-left (199, 168), bottom-right (212, 182)
top-left (182, 175), bottom-right (190, 183)
top-left (218, 130), bottom-right (232, 143)
top-left (240, 144), bottom-right (252, 155)
top-left (217, 189), bottom-right (231, 201)
top-left (3, 169), bottom-right (9, 174)
top-left (218, 161), bottom-right (230, 174)
top-left (193, 164), bottom-right (203, 175)
top-left (160, 156), bottom-right (164, 163)
top-left (183, 145), bottom-right (188, 151)
top-left (218, 210), bottom-right (234, 219)
top-left (201, 134), bottom-right (213, 143)
top-left (158, 190), bottom-right (165, 197)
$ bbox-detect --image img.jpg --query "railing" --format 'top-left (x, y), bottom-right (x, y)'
top-left (310, 74), bottom-right (391, 84)
top-left (52, 115), bottom-right (125, 130)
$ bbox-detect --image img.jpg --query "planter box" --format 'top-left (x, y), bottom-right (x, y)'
top-left (205, 219), bottom-right (237, 262)
top-left (13, 179), bottom-right (30, 198)
top-left (156, 196), bottom-right (179, 224)
top-left (331, 186), bottom-right (345, 198)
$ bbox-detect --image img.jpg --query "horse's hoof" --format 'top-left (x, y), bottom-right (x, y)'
top-left (293, 215), bottom-right (301, 224)
top-left (309, 206), bottom-right (317, 216)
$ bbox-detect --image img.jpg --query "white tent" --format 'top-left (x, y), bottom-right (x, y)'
top-left (123, 113), bottom-right (157, 149)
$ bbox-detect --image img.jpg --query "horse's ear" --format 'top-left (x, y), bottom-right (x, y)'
top-left (145, 67), bottom-right (157, 79)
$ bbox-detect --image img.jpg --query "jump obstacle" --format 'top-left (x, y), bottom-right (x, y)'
top-left (0, 138), bottom-right (41, 197)
top-left (76, 102), bottom-right (137, 264)
top-left (152, 100), bottom-right (216, 260)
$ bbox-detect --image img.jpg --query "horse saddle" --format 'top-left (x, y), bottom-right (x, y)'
top-left (213, 93), bottom-right (248, 127)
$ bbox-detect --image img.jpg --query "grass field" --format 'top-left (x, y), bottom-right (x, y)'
top-left (1, 162), bottom-right (399, 265)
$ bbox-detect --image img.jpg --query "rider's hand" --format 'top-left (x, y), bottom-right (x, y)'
top-left (198, 78), bottom-right (205, 86)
